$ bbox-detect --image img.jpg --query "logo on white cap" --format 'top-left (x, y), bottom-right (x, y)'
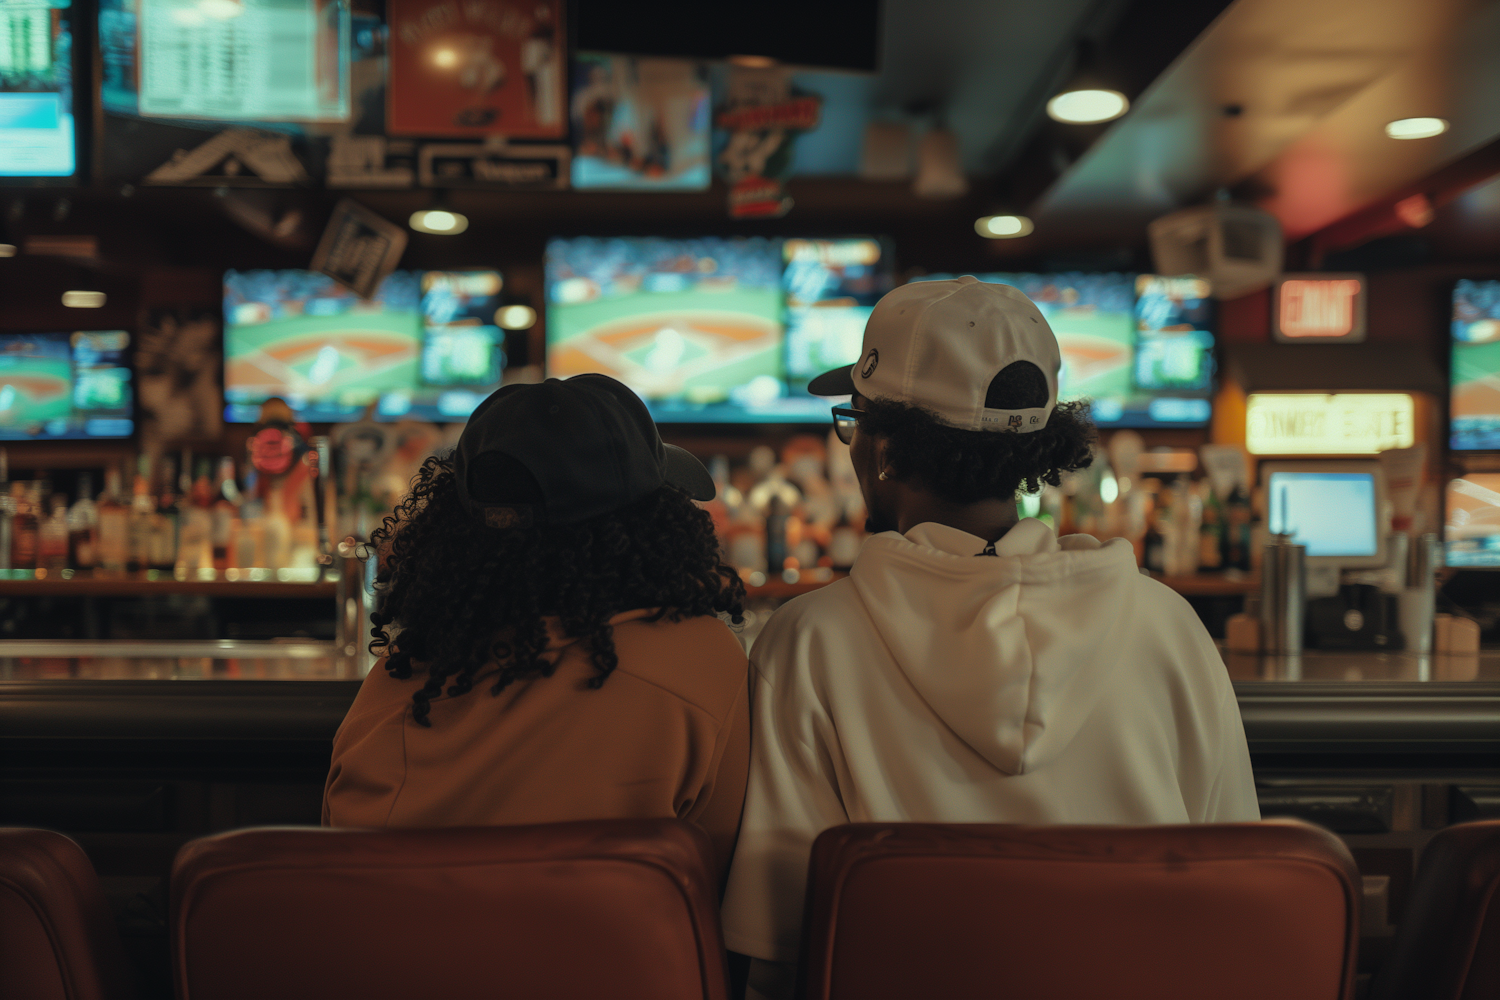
top-left (857, 276), bottom-right (1062, 433)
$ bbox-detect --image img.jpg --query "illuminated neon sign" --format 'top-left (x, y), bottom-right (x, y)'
top-left (1246, 393), bottom-right (1414, 455)
top-left (1274, 274), bottom-right (1366, 342)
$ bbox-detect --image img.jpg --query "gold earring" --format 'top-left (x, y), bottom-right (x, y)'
top-left (878, 469), bottom-right (890, 481)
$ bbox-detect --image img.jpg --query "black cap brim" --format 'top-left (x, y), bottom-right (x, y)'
top-left (807, 365), bottom-right (856, 396)
top-left (664, 444), bottom-right (716, 501)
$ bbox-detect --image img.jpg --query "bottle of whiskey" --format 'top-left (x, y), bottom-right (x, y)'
top-left (10, 481), bottom-right (39, 571)
top-left (97, 463), bottom-right (130, 574)
top-left (150, 455), bottom-right (180, 572)
top-left (68, 474), bottom-right (98, 572)
top-left (38, 495), bottom-right (69, 574)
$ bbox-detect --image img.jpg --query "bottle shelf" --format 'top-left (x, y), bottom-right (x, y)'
top-left (0, 570), bottom-right (338, 599)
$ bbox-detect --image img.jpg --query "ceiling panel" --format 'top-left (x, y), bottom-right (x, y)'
top-left (1034, 0), bottom-right (1500, 243)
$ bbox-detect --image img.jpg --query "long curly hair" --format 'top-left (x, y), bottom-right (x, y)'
top-left (369, 455), bottom-right (746, 726)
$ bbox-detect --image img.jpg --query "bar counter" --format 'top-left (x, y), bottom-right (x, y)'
top-left (1, 643), bottom-right (1497, 765)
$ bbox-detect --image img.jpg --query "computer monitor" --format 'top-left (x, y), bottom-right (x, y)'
top-left (223, 269), bottom-right (505, 424)
top-left (1445, 474), bottom-right (1500, 568)
top-left (0, 331), bottom-right (134, 439)
top-left (1262, 460), bottom-right (1388, 594)
top-left (0, 0), bottom-right (78, 179)
top-left (1450, 279), bottom-right (1500, 451)
top-left (910, 273), bottom-right (1215, 428)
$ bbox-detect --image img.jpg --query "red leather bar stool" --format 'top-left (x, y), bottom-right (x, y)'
top-left (0, 827), bottom-right (135, 1000)
top-left (798, 819), bottom-right (1360, 1000)
top-left (1370, 819), bottom-right (1500, 999)
top-left (171, 818), bottom-right (730, 1000)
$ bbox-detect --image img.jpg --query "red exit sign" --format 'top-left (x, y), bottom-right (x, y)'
top-left (1274, 274), bottom-right (1367, 342)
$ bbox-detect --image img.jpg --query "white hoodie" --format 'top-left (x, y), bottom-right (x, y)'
top-left (721, 518), bottom-right (1259, 963)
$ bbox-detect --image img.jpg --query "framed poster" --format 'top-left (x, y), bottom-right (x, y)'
top-left (387, 0), bottom-right (564, 139)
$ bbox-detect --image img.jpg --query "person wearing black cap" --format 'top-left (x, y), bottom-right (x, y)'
top-left (323, 374), bottom-right (751, 882)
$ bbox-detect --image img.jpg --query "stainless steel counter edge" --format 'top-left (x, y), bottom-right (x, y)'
top-left (1235, 681), bottom-right (1500, 752)
top-left (0, 681), bottom-right (363, 741)
top-left (2, 680), bottom-right (1500, 752)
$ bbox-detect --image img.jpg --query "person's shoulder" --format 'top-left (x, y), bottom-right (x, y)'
top-left (749, 577), bottom-right (863, 679)
top-left (610, 613), bottom-right (748, 721)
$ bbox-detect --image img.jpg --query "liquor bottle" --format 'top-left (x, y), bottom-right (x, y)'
top-left (38, 495), bottom-right (68, 574)
top-left (97, 463), bottom-right (130, 574)
top-left (175, 458), bottom-right (214, 575)
top-left (0, 448), bottom-right (11, 574)
top-left (128, 455), bottom-right (153, 573)
top-left (68, 474), bottom-right (98, 571)
top-left (765, 496), bottom-right (789, 575)
top-left (10, 481), bottom-right (39, 571)
top-left (211, 457), bottom-right (241, 566)
top-left (149, 455), bottom-right (180, 572)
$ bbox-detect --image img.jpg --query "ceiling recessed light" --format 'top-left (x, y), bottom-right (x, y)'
top-left (975, 215), bottom-right (1034, 239)
top-left (62, 290), bottom-right (106, 308)
top-left (1385, 117), bottom-right (1449, 140)
top-left (495, 304), bottom-right (537, 330)
top-left (1046, 89), bottom-right (1129, 125)
top-left (409, 209), bottom-right (468, 235)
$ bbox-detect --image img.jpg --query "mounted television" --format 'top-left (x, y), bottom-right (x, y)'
top-left (1450, 279), bottom-right (1500, 451)
top-left (0, 331), bottom-right (133, 439)
top-left (1446, 474), bottom-right (1500, 568)
top-left (0, 0), bottom-right (79, 180)
top-left (223, 269), bottom-right (504, 424)
top-left (100, 0), bottom-right (353, 122)
top-left (913, 272), bottom-right (1216, 429)
top-left (544, 236), bottom-right (893, 423)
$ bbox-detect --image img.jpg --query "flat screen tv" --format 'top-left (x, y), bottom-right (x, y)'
top-left (913, 272), bottom-right (1216, 429)
top-left (0, 331), bottom-right (133, 439)
top-left (100, 0), bottom-right (352, 122)
top-left (544, 236), bottom-right (892, 423)
top-left (223, 269), bottom-right (504, 424)
top-left (0, 0), bottom-right (78, 180)
top-left (1450, 279), bottom-right (1500, 451)
top-left (1446, 474), bottom-right (1500, 568)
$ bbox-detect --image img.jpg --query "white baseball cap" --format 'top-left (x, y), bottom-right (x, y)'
top-left (808, 275), bottom-right (1063, 433)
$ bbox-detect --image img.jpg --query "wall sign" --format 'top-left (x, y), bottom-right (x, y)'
top-left (1273, 274), bottom-right (1367, 342)
top-left (387, 0), bottom-right (565, 139)
top-left (310, 200), bottom-right (408, 299)
top-left (1246, 392), bottom-right (1414, 455)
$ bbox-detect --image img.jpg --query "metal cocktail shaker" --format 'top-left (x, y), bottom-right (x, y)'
top-left (1261, 534), bottom-right (1306, 654)
top-left (1399, 532), bottom-right (1441, 654)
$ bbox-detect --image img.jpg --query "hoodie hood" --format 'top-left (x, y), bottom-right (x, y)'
top-left (848, 519), bottom-right (1143, 776)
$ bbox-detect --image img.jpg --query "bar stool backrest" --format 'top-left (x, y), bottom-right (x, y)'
top-left (1371, 819), bottom-right (1500, 1000)
top-left (799, 819), bottom-right (1360, 1000)
top-left (0, 827), bottom-right (135, 1000)
top-left (171, 819), bottom-right (730, 1000)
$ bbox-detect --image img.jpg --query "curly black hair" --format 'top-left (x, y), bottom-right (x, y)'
top-left (857, 360), bottom-right (1097, 503)
top-left (368, 455), bottom-right (746, 727)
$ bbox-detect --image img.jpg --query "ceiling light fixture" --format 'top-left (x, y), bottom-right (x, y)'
top-left (0, 244), bottom-right (15, 258)
top-left (1385, 117), bottom-right (1449, 140)
top-left (1046, 88), bottom-right (1129, 125)
top-left (975, 214), bottom-right (1034, 239)
top-left (62, 290), bottom-right (106, 308)
top-left (409, 207), bottom-right (469, 235)
top-left (495, 304), bottom-right (537, 330)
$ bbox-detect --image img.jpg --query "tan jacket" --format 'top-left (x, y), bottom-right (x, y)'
top-left (323, 609), bottom-right (750, 881)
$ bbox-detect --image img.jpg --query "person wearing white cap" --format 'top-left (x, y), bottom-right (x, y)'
top-left (720, 276), bottom-right (1258, 999)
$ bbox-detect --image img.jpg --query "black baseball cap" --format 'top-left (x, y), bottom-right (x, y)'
top-left (452, 374), bottom-right (715, 527)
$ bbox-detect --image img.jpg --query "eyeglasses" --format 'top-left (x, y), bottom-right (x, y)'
top-left (832, 405), bottom-right (862, 445)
